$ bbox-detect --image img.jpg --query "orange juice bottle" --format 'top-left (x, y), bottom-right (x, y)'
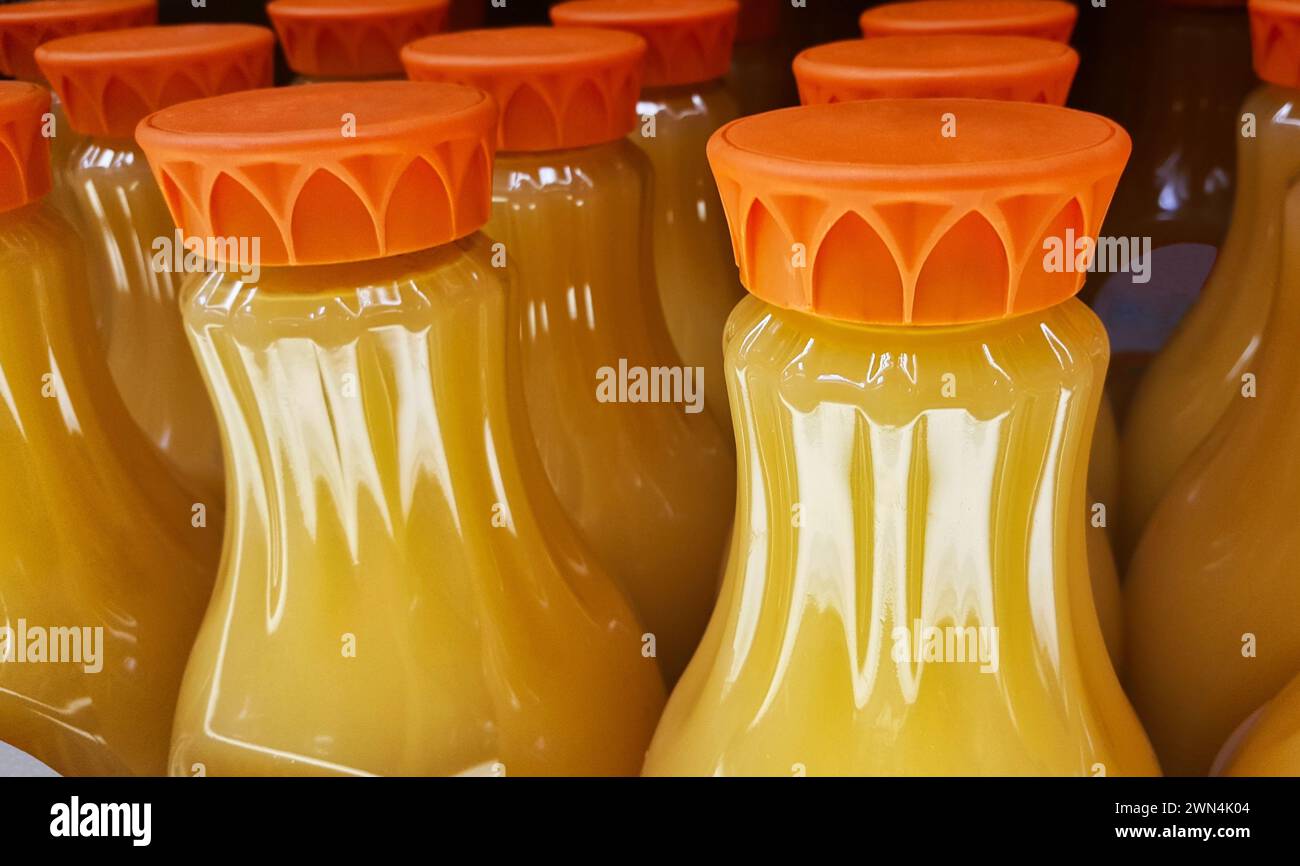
top-left (35, 24), bottom-right (275, 510)
top-left (1125, 129), bottom-right (1300, 775)
top-left (0, 0), bottom-right (158, 218)
top-left (1215, 671), bottom-right (1300, 776)
top-left (268, 0), bottom-right (449, 84)
top-left (0, 81), bottom-right (216, 777)
top-left (727, 0), bottom-right (796, 116)
top-left (1120, 0), bottom-right (1285, 557)
top-left (404, 27), bottom-right (735, 686)
top-left (137, 81), bottom-right (665, 776)
top-left (552, 0), bottom-right (745, 428)
top-left (860, 0), bottom-right (1078, 41)
top-left (790, 33), bottom-right (1121, 672)
top-left (644, 99), bottom-right (1159, 776)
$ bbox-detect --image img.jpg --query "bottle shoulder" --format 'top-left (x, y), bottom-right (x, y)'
top-left (726, 296), bottom-right (1108, 411)
top-left (180, 233), bottom-right (506, 327)
top-left (0, 202), bottom-right (82, 272)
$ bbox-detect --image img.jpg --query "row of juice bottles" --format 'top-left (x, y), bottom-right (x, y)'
top-left (0, 0), bottom-right (1296, 777)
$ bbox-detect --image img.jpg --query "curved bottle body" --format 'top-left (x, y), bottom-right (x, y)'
top-left (1218, 673), bottom-right (1300, 776)
top-left (168, 235), bottom-right (665, 777)
top-left (1125, 181), bottom-right (1300, 777)
top-left (61, 135), bottom-right (224, 507)
top-left (645, 295), bottom-right (1157, 776)
top-left (1121, 84), bottom-right (1298, 557)
top-left (0, 202), bottom-right (215, 776)
top-left (636, 80), bottom-right (745, 428)
top-left (486, 140), bottom-right (733, 685)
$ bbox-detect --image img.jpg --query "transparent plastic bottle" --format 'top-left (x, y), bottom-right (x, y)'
top-left (790, 33), bottom-right (1122, 673)
top-left (268, 0), bottom-right (449, 84)
top-left (644, 99), bottom-right (1158, 776)
top-left (552, 0), bottom-right (745, 429)
top-left (1120, 0), bottom-right (1284, 558)
top-left (1215, 671), bottom-right (1300, 776)
top-left (1126, 140), bottom-right (1300, 777)
top-left (36, 24), bottom-right (275, 509)
top-left (404, 26), bottom-right (735, 685)
top-left (137, 81), bottom-right (665, 777)
top-left (0, 81), bottom-right (216, 777)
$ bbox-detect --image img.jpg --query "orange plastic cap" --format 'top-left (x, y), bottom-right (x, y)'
top-left (794, 36), bottom-right (1079, 105)
top-left (0, 81), bottom-right (52, 213)
top-left (267, 0), bottom-right (450, 79)
top-left (709, 99), bottom-right (1131, 325)
top-left (0, 0), bottom-right (157, 82)
top-left (551, 0), bottom-right (738, 87)
top-left (36, 25), bottom-right (274, 140)
top-left (1250, 0), bottom-right (1300, 88)
top-left (403, 27), bottom-right (645, 152)
top-left (736, 0), bottom-right (781, 44)
top-left (135, 81), bottom-right (496, 267)
top-left (860, 1), bottom-right (1078, 42)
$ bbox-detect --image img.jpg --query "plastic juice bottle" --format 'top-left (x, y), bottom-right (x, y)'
top-left (268, 0), bottom-right (449, 84)
top-left (790, 35), bottom-right (1123, 671)
top-left (0, 81), bottom-right (216, 777)
top-left (1119, 0), bottom-right (1283, 558)
top-left (137, 81), bottom-right (666, 776)
top-left (643, 99), bottom-right (1160, 776)
top-left (0, 0), bottom-right (158, 217)
top-left (860, 0), bottom-right (1079, 42)
top-left (552, 0), bottom-right (745, 429)
top-left (34, 24), bottom-right (275, 511)
top-left (1215, 672), bottom-right (1300, 776)
top-left (726, 0), bottom-right (796, 116)
top-left (403, 27), bottom-right (735, 686)
top-left (1125, 154), bottom-right (1300, 775)
top-left (1092, 0), bottom-right (1251, 425)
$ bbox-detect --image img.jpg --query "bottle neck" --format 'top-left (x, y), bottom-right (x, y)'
top-left (490, 139), bottom-right (675, 358)
top-left (183, 235), bottom-right (551, 557)
top-left (722, 297), bottom-right (1108, 680)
